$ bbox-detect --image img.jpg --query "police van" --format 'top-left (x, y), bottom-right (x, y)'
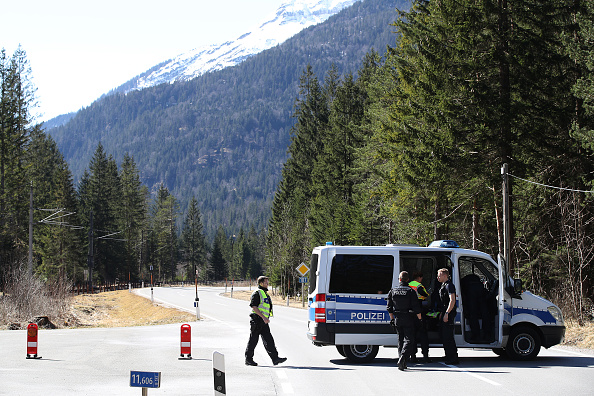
top-left (306, 241), bottom-right (565, 362)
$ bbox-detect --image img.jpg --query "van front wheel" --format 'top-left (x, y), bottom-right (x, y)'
top-left (506, 326), bottom-right (541, 361)
top-left (343, 345), bottom-right (379, 363)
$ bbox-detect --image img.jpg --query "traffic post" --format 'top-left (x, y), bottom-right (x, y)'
top-left (213, 351), bottom-right (226, 395)
top-left (26, 323), bottom-right (41, 359)
top-left (179, 323), bottom-right (192, 360)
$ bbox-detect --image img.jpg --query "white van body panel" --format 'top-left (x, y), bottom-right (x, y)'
top-left (307, 243), bottom-right (565, 362)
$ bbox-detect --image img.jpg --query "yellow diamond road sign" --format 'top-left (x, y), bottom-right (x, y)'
top-left (296, 262), bottom-right (309, 276)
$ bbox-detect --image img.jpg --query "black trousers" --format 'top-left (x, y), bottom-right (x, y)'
top-left (440, 313), bottom-right (458, 360)
top-left (412, 315), bottom-right (429, 357)
top-left (395, 314), bottom-right (415, 359)
top-left (245, 315), bottom-right (279, 361)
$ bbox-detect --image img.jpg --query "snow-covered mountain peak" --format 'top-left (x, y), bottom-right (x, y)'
top-left (128, 0), bottom-right (360, 91)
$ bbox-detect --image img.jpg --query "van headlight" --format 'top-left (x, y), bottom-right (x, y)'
top-left (548, 306), bottom-right (564, 323)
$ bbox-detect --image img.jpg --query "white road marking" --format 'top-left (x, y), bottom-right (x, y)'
top-left (441, 362), bottom-right (501, 386)
top-left (275, 369), bottom-right (294, 394)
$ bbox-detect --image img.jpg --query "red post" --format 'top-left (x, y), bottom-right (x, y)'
top-left (26, 323), bottom-right (41, 359)
top-left (180, 324), bottom-right (192, 359)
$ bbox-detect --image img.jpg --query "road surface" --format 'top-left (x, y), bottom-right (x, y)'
top-left (1, 286), bottom-right (593, 395)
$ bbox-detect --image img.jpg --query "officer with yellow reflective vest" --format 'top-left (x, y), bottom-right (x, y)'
top-left (408, 272), bottom-right (432, 363)
top-left (245, 276), bottom-right (287, 366)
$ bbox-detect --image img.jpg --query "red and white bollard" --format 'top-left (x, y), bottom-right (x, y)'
top-left (179, 323), bottom-right (192, 360)
top-left (26, 323), bottom-right (42, 359)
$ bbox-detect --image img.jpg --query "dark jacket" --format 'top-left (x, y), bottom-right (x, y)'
top-left (387, 281), bottom-right (421, 326)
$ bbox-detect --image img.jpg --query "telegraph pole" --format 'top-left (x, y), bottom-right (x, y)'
top-left (501, 163), bottom-right (511, 273)
top-left (87, 210), bottom-right (94, 293)
top-left (28, 182), bottom-right (33, 277)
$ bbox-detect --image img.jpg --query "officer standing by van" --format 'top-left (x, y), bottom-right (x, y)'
top-left (408, 272), bottom-right (431, 363)
top-left (387, 271), bottom-right (421, 371)
top-left (437, 268), bottom-right (459, 364)
top-left (245, 276), bottom-right (287, 366)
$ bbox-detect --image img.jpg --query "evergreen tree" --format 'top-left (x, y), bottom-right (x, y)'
top-left (27, 128), bottom-right (80, 281)
top-left (180, 196), bottom-right (206, 281)
top-left (118, 153), bottom-right (148, 281)
top-left (151, 184), bottom-right (179, 281)
top-left (211, 226), bottom-right (228, 281)
top-left (0, 46), bottom-right (37, 272)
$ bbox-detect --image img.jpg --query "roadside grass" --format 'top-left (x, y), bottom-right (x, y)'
top-left (67, 290), bottom-right (196, 328)
top-left (563, 320), bottom-right (594, 350)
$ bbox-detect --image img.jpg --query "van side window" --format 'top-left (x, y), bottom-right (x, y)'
top-left (329, 254), bottom-right (394, 294)
top-left (309, 254), bottom-right (319, 294)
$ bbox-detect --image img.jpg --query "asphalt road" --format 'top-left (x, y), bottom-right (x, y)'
top-left (1, 286), bottom-right (593, 395)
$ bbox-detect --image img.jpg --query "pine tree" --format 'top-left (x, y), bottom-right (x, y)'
top-left (0, 46), bottom-right (37, 271)
top-left (118, 153), bottom-right (148, 281)
top-left (181, 196), bottom-right (206, 281)
top-left (27, 128), bottom-right (80, 281)
top-left (151, 184), bottom-right (179, 281)
top-left (211, 226), bottom-right (228, 281)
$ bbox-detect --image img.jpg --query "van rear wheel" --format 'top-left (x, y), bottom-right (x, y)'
top-left (343, 345), bottom-right (379, 363)
top-left (336, 345), bottom-right (346, 357)
top-left (506, 326), bottom-right (541, 361)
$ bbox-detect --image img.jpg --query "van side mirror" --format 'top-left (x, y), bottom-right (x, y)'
top-left (513, 278), bottom-right (522, 295)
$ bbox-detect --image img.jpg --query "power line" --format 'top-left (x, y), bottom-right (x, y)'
top-left (509, 173), bottom-right (594, 194)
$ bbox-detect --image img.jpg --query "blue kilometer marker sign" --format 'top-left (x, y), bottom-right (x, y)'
top-left (130, 371), bottom-right (161, 388)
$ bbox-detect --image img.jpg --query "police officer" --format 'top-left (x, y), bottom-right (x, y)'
top-left (408, 272), bottom-right (431, 363)
top-left (387, 271), bottom-right (421, 371)
top-left (437, 268), bottom-right (459, 364)
top-left (245, 276), bottom-right (287, 366)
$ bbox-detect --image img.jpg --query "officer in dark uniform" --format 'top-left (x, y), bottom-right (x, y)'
top-left (437, 268), bottom-right (459, 364)
top-left (387, 271), bottom-right (422, 371)
top-left (244, 276), bottom-right (287, 366)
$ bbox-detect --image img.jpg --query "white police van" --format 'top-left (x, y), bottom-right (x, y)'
top-left (306, 241), bottom-right (565, 363)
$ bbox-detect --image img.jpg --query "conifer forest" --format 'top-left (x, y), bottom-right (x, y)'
top-left (2, 0), bottom-right (594, 323)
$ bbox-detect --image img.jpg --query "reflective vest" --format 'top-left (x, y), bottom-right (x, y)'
top-left (408, 280), bottom-right (428, 300)
top-left (257, 289), bottom-right (273, 318)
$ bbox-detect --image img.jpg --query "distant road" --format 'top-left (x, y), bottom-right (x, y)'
top-left (1, 286), bottom-right (593, 395)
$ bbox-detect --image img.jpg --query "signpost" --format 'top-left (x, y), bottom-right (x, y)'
top-left (130, 371), bottom-right (160, 395)
top-left (296, 262), bottom-right (310, 307)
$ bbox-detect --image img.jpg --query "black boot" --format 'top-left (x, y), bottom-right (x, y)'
top-left (397, 356), bottom-right (407, 371)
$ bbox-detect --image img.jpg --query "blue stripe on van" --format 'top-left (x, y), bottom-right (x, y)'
top-left (512, 307), bottom-right (556, 324)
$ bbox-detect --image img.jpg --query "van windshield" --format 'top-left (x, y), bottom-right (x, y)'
top-left (329, 254), bottom-right (394, 294)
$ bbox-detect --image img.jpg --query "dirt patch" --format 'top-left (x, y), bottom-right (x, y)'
top-left (67, 290), bottom-right (196, 328)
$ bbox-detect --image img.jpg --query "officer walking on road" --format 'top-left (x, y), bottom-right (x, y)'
top-left (245, 276), bottom-right (287, 366)
top-left (387, 271), bottom-right (421, 371)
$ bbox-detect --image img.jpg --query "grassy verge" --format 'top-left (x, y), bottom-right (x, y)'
top-left (66, 290), bottom-right (196, 328)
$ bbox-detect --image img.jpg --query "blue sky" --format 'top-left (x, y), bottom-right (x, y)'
top-left (3, 0), bottom-right (281, 122)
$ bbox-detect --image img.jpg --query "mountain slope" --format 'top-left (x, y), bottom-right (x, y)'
top-left (128, 0), bottom-right (360, 91)
top-left (47, 0), bottom-right (409, 238)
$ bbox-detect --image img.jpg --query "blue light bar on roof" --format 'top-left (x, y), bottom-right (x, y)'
top-left (429, 240), bottom-right (460, 248)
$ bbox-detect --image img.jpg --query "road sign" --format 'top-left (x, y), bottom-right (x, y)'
top-left (299, 277), bottom-right (308, 283)
top-left (130, 371), bottom-right (160, 388)
top-left (296, 262), bottom-right (309, 276)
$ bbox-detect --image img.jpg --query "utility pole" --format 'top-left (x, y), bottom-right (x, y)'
top-left (501, 163), bottom-right (511, 273)
top-left (28, 182), bottom-right (33, 277)
top-left (87, 210), bottom-right (94, 293)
